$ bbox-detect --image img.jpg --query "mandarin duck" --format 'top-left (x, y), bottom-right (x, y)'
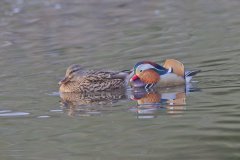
top-left (130, 59), bottom-right (200, 88)
top-left (59, 64), bottom-right (130, 93)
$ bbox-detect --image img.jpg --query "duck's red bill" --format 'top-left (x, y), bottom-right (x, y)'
top-left (130, 75), bottom-right (139, 82)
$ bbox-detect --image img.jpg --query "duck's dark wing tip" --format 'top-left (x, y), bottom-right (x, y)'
top-left (185, 70), bottom-right (201, 77)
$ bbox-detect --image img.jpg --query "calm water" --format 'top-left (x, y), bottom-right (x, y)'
top-left (0, 0), bottom-right (240, 159)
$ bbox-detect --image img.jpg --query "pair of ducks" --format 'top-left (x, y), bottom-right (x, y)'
top-left (59, 59), bottom-right (200, 93)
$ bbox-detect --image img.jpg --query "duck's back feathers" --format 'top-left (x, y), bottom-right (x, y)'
top-left (59, 68), bottom-right (129, 93)
top-left (80, 70), bottom-right (129, 83)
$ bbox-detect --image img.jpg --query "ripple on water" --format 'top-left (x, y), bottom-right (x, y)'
top-left (46, 92), bottom-right (60, 97)
top-left (0, 110), bottom-right (30, 117)
top-left (37, 115), bottom-right (50, 118)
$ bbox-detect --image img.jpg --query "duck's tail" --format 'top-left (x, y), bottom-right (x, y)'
top-left (185, 70), bottom-right (201, 83)
top-left (185, 70), bottom-right (201, 77)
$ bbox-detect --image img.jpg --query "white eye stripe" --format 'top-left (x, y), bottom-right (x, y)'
top-left (136, 64), bottom-right (155, 71)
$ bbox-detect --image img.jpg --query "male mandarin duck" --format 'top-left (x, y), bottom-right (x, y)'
top-left (59, 64), bottom-right (130, 92)
top-left (130, 59), bottom-right (200, 88)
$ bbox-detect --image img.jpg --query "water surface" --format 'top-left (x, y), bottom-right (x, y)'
top-left (0, 0), bottom-right (240, 160)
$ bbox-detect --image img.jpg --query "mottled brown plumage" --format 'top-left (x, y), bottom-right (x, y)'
top-left (59, 64), bottom-right (130, 93)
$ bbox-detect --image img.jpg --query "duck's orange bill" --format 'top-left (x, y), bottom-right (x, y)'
top-left (130, 75), bottom-right (139, 82)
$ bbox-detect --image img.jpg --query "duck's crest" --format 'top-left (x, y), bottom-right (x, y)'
top-left (134, 61), bottom-right (168, 75)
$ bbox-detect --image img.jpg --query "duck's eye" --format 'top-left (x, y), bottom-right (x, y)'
top-left (69, 69), bottom-right (78, 75)
top-left (139, 70), bottom-right (143, 72)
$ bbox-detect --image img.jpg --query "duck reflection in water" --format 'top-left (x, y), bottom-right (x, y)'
top-left (59, 84), bottom-right (199, 117)
top-left (59, 89), bottom-right (127, 117)
top-left (129, 86), bottom-right (194, 119)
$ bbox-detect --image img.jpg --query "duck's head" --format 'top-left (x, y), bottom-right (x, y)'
top-left (130, 61), bottom-right (168, 86)
top-left (58, 64), bottom-right (83, 85)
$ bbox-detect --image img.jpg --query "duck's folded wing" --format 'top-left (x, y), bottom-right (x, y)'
top-left (163, 59), bottom-right (185, 77)
top-left (82, 71), bottom-right (128, 81)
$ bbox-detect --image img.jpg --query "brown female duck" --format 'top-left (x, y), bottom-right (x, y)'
top-left (59, 64), bottom-right (130, 93)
